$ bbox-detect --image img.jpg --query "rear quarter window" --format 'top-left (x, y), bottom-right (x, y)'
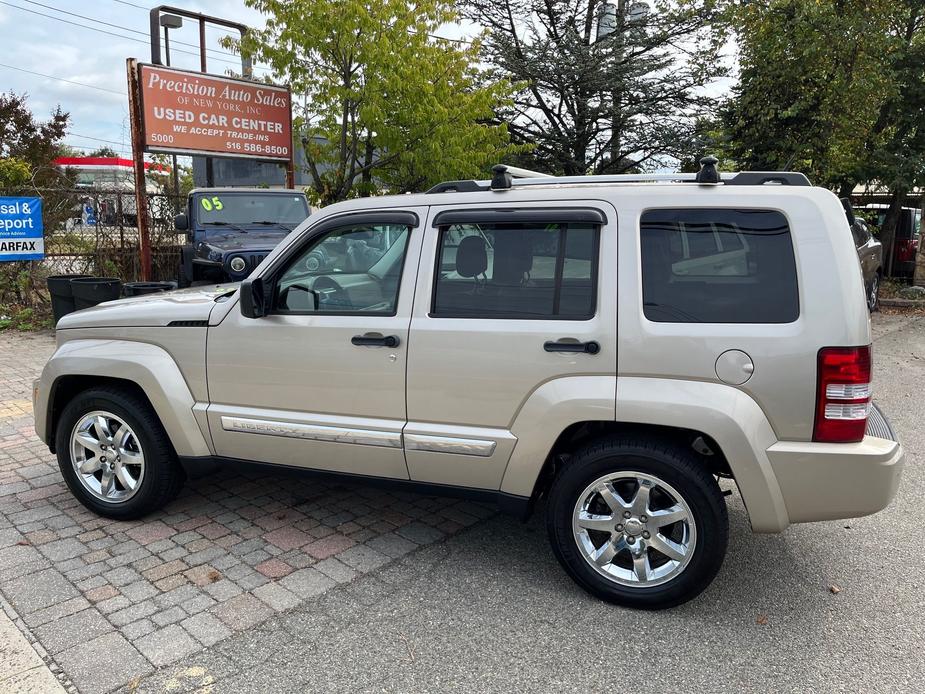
top-left (640, 208), bottom-right (799, 323)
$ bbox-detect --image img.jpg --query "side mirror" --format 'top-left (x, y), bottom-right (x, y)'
top-left (240, 277), bottom-right (267, 318)
top-left (174, 213), bottom-right (189, 231)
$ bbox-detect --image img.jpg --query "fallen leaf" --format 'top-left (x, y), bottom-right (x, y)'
top-left (756, 614), bottom-right (768, 625)
top-left (275, 512), bottom-right (286, 520)
top-left (207, 569), bottom-right (222, 583)
top-left (829, 584), bottom-right (841, 595)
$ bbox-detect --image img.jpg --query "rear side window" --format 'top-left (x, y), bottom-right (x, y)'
top-left (433, 222), bottom-right (598, 319)
top-left (640, 208), bottom-right (798, 323)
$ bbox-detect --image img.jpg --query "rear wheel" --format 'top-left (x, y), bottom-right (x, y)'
top-left (55, 387), bottom-right (184, 519)
top-left (546, 437), bottom-right (728, 609)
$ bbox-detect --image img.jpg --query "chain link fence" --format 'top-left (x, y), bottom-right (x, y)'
top-left (1, 187), bottom-right (186, 317)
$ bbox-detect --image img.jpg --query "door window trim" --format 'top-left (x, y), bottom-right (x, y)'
top-left (428, 210), bottom-right (602, 321)
top-left (432, 207), bottom-right (606, 227)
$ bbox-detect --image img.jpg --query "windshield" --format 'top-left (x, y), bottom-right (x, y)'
top-left (194, 192), bottom-right (308, 226)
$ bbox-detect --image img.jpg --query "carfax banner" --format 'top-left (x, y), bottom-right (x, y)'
top-left (0, 197), bottom-right (44, 262)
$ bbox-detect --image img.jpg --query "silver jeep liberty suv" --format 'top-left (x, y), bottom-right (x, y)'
top-left (34, 159), bottom-right (904, 609)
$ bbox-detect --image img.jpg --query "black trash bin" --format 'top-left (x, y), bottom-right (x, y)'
top-left (47, 274), bottom-right (90, 324)
top-left (123, 281), bottom-right (174, 297)
top-left (70, 277), bottom-right (122, 311)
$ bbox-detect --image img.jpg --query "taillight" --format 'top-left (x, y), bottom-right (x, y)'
top-left (896, 239), bottom-right (916, 263)
top-left (813, 346), bottom-right (871, 443)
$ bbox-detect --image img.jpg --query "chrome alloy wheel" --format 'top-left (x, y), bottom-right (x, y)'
top-left (69, 411), bottom-right (145, 503)
top-left (571, 472), bottom-right (697, 588)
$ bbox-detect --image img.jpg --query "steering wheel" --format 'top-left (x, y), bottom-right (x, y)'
top-left (279, 283), bottom-right (318, 311)
top-left (311, 276), bottom-right (351, 308)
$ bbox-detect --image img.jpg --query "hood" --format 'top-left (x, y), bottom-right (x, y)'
top-left (200, 229), bottom-right (291, 252)
top-left (56, 284), bottom-right (239, 330)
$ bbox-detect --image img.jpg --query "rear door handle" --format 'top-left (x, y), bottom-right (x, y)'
top-left (352, 333), bottom-right (400, 348)
top-left (544, 340), bottom-right (600, 354)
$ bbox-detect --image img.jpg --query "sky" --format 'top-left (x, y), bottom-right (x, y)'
top-left (0, 0), bottom-right (733, 170)
top-left (0, 0), bottom-right (270, 158)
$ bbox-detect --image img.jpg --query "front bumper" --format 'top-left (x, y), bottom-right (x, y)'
top-left (33, 377), bottom-right (48, 445)
top-left (767, 405), bottom-right (904, 524)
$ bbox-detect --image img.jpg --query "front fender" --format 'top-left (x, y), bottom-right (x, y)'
top-left (37, 339), bottom-right (212, 457)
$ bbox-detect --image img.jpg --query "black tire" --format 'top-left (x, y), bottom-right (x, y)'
top-left (546, 436), bottom-right (728, 609)
top-left (55, 386), bottom-right (185, 520)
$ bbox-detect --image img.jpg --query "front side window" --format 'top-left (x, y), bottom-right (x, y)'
top-left (276, 223), bottom-right (410, 314)
top-left (432, 222), bottom-right (598, 319)
top-left (641, 208), bottom-right (799, 323)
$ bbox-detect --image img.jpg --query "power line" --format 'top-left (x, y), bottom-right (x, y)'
top-left (0, 0), bottom-right (260, 71)
top-left (68, 132), bottom-right (129, 147)
top-left (109, 0), bottom-right (146, 9)
top-left (22, 0), bottom-right (259, 66)
top-left (0, 61), bottom-right (126, 95)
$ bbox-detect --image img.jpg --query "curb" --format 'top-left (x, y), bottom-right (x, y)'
top-left (880, 298), bottom-right (925, 308)
top-left (0, 594), bottom-right (73, 694)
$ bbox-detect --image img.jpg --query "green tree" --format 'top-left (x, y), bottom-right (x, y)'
top-left (225, 0), bottom-right (521, 205)
top-left (460, 0), bottom-right (730, 175)
top-left (0, 92), bottom-right (69, 188)
top-left (0, 157), bottom-right (31, 187)
top-left (723, 0), bottom-right (925, 278)
top-left (722, 0), bottom-right (895, 192)
top-left (88, 146), bottom-right (119, 158)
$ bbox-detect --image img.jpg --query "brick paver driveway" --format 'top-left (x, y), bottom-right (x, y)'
top-left (0, 331), bottom-right (492, 693)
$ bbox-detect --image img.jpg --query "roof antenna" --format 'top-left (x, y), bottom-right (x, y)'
top-left (490, 164), bottom-right (513, 191)
top-left (695, 155), bottom-right (721, 184)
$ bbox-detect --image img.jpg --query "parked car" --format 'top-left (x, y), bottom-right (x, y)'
top-left (175, 188), bottom-right (310, 286)
top-left (842, 199), bottom-right (883, 311)
top-left (35, 160), bottom-right (904, 609)
top-left (859, 204), bottom-right (921, 278)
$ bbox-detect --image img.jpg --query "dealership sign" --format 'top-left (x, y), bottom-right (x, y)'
top-left (0, 197), bottom-right (43, 262)
top-left (139, 64), bottom-right (293, 161)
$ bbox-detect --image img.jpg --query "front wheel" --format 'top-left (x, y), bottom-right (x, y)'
top-left (546, 437), bottom-right (728, 609)
top-left (55, 387), bottom-right (184, 519)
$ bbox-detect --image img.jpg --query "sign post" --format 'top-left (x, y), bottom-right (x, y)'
top-left (127, 58), bottom-right (154, 281)
top-left (0, 197), bottom-right (44, 262)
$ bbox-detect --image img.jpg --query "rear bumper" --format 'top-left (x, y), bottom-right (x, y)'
top-left (767, 405), bottom-right (904, 524)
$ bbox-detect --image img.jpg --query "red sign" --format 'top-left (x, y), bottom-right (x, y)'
top-left (139, 64), bottom-right (292, 161)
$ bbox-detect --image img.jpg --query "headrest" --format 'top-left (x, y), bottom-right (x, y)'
top-left (456, 235), bottom-right (488, 278)
top-left (492, 231), bottom-right (533, 284)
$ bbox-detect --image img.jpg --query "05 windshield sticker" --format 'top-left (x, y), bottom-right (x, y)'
top-left (200, 196), bottom-right (224, 212)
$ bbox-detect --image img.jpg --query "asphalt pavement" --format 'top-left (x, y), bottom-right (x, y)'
top-left (125, 312), bottom-right (925, 694)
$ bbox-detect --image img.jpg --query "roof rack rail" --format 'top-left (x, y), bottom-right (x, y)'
top-left (724, 171), bottom-right (811, 186)
top-left (425, 157), bottom-right (811, 194)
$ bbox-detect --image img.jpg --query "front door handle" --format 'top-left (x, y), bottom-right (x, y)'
top-left (544, 340), bottom-right (600, 354)
top-left (352, 333), bottom-right (400, 348)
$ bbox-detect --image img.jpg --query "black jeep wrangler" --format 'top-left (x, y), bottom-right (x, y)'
top-left (175, 188), bottom-right (310, 286)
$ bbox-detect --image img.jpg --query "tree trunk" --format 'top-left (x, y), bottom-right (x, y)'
top-left (360, 134), bottom-right (374, 197)
top-left (880, 190), bottom-right (904, 279)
